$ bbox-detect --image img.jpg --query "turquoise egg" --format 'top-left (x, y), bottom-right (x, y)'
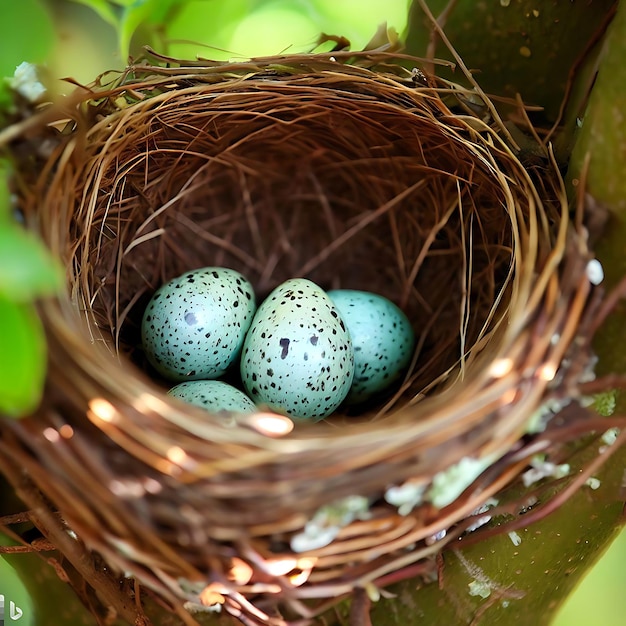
top-left (168, 380), bottom-right (256, 414)
top-left (327, 290), bottom-right (414, 404)
top-left (141, 267), bottom-right (256, 382)
top-left (240, 279), bottom-right (354, 420)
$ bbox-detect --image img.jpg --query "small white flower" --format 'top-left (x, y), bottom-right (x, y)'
top-left (585, 477), bottom-right (601, 490)
top-left (9, 62), bottom-right (46, 102)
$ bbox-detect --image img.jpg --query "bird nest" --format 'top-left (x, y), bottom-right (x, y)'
top-left (0, 50), bottom-right (620, 625)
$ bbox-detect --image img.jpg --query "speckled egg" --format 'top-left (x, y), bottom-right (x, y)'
top-left (141, 267), bottom-right (255, 381)
top-left (327, 290), bottom-right (415, 404)
top-left (168, 380), bottom-right (256, 414)
top-left (240, 279), bottom-right (354, 421)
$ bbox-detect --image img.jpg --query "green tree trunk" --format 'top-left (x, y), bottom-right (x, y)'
top-left (404, 0), bottom-right (616, 123)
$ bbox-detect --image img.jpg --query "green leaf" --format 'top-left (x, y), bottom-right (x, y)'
top-left (0, 225), bottom-right (63, 301)
top-left (119, 0), bottom-right (192, 60)
top-left (0, 294), bottom-right (46, 418)
top-left (66, 0), bottom-right (187, 60)
top-left (119, 0), bottom-right (155, 60)
top-left (0, 0), bottom-right (56, 81)
top-left (166, 0), bottom-right (254, 61)
top-left (66, 0), bottom-right (121, 29)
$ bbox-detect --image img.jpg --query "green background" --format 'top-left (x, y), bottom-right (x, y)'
top-left (0, 2), bottom-right (625, 625)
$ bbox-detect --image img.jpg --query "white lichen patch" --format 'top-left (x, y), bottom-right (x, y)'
top-left (508, 531), bottom-right (522, 546)
top-left (585, 477), bottom-right (601, 490)
top-left (522, 455), bottom-right (570, 488)
top-left (602, 427), bottom-right (620, 446)
top-left (290, 525), bottom-right (339, 553)
top-left (427, 456), bottom-right (495, 509)
top-left (183, 601), bottom-right (222, 614)
top-left (290, 495), bottom-right (371, 553)
top-left (384, 481), bottom-right (426, 516)
top-left (468, 579), bottom-right (492, 599)
top-left (9, 62), bottom-right (46, 102)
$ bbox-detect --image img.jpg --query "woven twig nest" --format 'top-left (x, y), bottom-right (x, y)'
top-left (0, 50), bottom-right (619, 625)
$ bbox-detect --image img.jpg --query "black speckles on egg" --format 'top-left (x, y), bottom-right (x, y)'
top-left (279, 338), bottom-right (290, 359)
top-left (327, 289), bottom-right (415, 405)
top-left (240, 278), bottom-right (354, 421)
top-left (141, 267), bottom-right (256, 382)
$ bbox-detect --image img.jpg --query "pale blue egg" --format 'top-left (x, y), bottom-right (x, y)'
top-left (141, 267), bottom-right (255, 381)
top-left (168, 380), bottom-right (256, 414)
top-left (240, 279), bottom-right (354, 421)
top-left (327, 290), bottom-right (414, 404)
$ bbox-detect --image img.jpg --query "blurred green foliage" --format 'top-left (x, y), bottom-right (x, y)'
top-left (44, 0), bottom-right (409, 83)
top-left (0, 161), bottom-right (62, 417)
top-left (555, 528), bottom-right (626, 626)
top-left (0, 0), bottom-right (55, 106)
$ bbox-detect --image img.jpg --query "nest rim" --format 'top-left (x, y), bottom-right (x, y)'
top-left (0, 50), bottom-right (610, 625)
